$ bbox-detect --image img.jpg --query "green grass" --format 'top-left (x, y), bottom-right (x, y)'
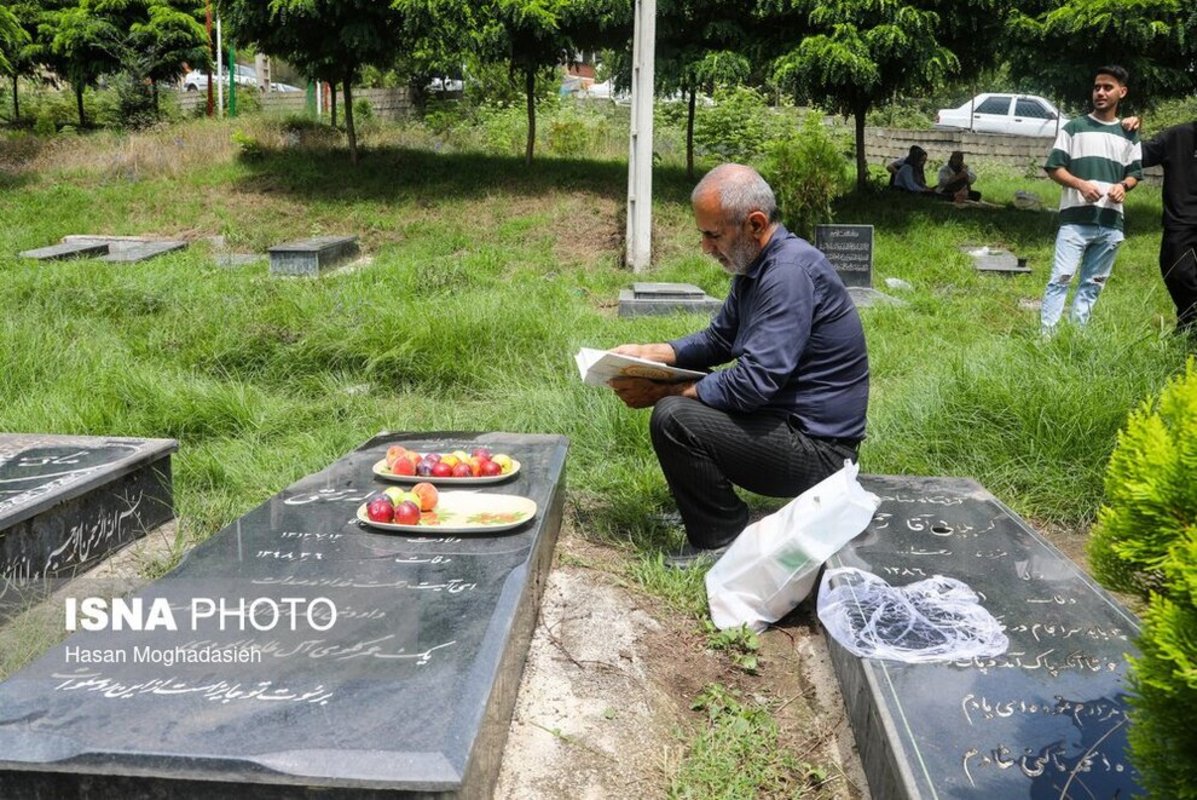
top-left (1, 114), bottom-right (1191, 794)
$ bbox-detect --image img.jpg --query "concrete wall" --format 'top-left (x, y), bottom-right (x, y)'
top-left (175, 86), bottom-right (414, 120)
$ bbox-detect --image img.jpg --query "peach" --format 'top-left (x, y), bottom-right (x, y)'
top-left (411, 482), bottom-right (439, 512)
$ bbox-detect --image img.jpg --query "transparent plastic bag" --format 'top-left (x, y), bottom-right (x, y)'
top-left (817, 567), bottom-right (1008, 663)
top-left (705, 461), bottom-right (879, 633)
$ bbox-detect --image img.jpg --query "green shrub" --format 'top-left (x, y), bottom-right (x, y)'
top-left (353, 97), bottom-right (374, 121)
top-left (1089, 356), bottom-right (1197, 800)
top-left (693, 86), bottom-right (771, 162)
top-left (545, 105), bottom-right (598, 157)
top-left (759, 114), bottom-right (852, 238)
top-left (32, 114), bottom-right (56, 137)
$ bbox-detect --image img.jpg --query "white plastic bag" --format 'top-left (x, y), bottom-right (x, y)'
top-left (817, 567), bottom-right (1009, 663)
top-left (705, 460), bottom-right (880, 633)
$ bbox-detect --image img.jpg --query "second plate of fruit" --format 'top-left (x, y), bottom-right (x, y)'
top-left (374, 445), bottom-right (519, 484)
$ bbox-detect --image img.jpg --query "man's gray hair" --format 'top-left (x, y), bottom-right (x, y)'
top-left (691, 163), bottom-right (780, 225)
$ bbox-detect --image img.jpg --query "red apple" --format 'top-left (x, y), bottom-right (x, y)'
top-left (366, 497), bottom-right (394, 523)
top-left (479, 459), bottom-right (502, 477)
top-left (431, 461), bottom-right (453, 478)
top-left (394, 500), bottom-right (421, 525)
top-left (451, 462), bottom-right (472, 478)
top-left (392, 457), bottom-right (416, 476)
top-left (471, 447), bottom-right (492, 460)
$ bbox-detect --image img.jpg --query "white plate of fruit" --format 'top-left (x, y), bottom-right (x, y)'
top-left (373, 445), bottom-right (519, 484)
top-left (356, 484), bottom-right (536, 533)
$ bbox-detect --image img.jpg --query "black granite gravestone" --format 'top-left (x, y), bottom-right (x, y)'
top-left (0, 435), bottom-right (177, 618)
top-left (617, 282), bottom-right (723, 317)
top-left (815, 224), bottom-right (873, 288)
top-left (0, 432), bottom-right (568, 799)
top-left (825, 475), bottom-right (1141, 800)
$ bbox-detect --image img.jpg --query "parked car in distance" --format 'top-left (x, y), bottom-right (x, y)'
top-left (182, 64), bottom-right (260, 92)
top-left (935, 93), bottom-right (1065, 137)
top-left (270, 82), bottom-right (302, 93)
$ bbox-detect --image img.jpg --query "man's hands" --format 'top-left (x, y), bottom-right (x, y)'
top-left (608, 376), bottom-right (693, 408)
top-left (607, 342), bottom-right (695, 408)
top-left (1076, 179), bottom-right (1104, 203)
top-left (610, 343), bottom-right (677, 364)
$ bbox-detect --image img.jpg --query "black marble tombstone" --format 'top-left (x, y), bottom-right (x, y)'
top-left (1, 435), bottom-right (177, 618)
top-left (814, 224), bottom-right (874, 289)
top-left (826, 475), bottom-right (1141, 800)
top-left (0, 432), bottom-right (568, 799)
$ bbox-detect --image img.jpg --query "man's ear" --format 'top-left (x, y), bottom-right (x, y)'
top-left (746, 209), bottom-right (770, 236)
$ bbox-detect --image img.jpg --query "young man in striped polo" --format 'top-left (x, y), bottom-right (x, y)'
top-left (1040, 65), bottom-right (1143, 334)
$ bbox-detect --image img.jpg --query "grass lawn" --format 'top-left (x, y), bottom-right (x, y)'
top-left (0, 115), bottom-right (1190, 795)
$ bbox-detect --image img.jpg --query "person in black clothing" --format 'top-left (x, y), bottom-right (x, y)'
top-left (1140, 121), bottom-right (1197, 337)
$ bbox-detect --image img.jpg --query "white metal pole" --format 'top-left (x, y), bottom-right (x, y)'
top-left (216, 18), bottom-right (224, 117)
top-left (625, 0), bottom-right (656, 272)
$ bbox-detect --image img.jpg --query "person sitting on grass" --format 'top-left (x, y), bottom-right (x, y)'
top-left (936, 150), bottom-right (982, 202)
top-left (890, 146), bottom-right (938, 196)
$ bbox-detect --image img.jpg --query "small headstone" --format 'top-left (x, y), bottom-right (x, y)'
top-left (0, 434), bottom-right (177, 618)
top-left (268, 235), bottom-right (360, 276)
top-left (0, 432), bottom-right (568, 799)
top-left (100, 241), bottom-right (187, 263)
top-left (618, 282), bottom-right (723, 317)
top-left (826, 475), bottom-right (1141, 799)
top-left (18, 242), bottom-right (109, 261)
top-left (815, 224), bottom-right (874, 288)
top-left (961, 245), bottom-right (1032, 274)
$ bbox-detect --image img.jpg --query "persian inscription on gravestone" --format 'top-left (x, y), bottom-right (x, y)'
top-left (0, 431), bottom-right (568, 799)
top-left (824, 475), bottom-right (1141, 800)
top-left (815, 224), bottom-right (874, 288)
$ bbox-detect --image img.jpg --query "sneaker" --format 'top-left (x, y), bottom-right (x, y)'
top-left (663, 543), bottom-right (728, 571)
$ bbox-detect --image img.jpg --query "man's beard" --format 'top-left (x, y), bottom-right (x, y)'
top-left (720, 233), bottom-right (762, 275)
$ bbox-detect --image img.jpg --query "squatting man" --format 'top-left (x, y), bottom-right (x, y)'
top-left (608, 164), bottom-right (869, 569)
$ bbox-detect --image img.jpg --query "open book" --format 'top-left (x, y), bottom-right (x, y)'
top-left (575, 347), bottom-right (706, 388)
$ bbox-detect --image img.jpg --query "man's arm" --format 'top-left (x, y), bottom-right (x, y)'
top-left (1047, 165), bottom-right (1103, 203)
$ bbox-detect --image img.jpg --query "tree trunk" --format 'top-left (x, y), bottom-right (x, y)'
top-left (75, 84), bottom-right (86, 127)
top-left (151, 81), bottom-right (159, 115)
top-left (330, 82), bottom-right (338, 127)
top-left (686, 86), bottom-right (696, 181)
top-left (11, 75), bottom-right (18, 122)
top-left (853, 104), bottom-right (868, 191)
top-left (524, 66), bottom-right (536, 165)
top-left (344, 77), bottom-right (357, 165)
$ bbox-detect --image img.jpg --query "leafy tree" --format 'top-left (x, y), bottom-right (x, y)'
top-left (772, 0), bottom-right (1007, 190)
top-left (1089, 358), bottom-right (1197, 800)
top-left (1006, 0), bottom-right (1197, 113)
top-left (403, 0), bottom-right (629, 165)
top-left (220, 0), bottom-right (410, 163)
top-left (0, 4), bottom-right (31, 90)
top-left (2, 1), bottom-right (48, 122)
top-left (39, 2), bottom-right (124, 126)
top-left (645, 0), bottom-right (759, 179)
top-left (127, 1), bottom-right (209, 115)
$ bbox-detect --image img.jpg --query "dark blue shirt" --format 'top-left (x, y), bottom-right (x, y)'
top-left (669, 225), bottom-right (869, 441)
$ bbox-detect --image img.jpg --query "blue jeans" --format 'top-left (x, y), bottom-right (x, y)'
top-left (1041, 224), bottom-right (1124, 329)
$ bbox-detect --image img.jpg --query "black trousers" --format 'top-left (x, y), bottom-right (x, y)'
top-left (649, 396), bottom-right (858, 549)
top-left (1160, 228), bottom-right (1197, 334)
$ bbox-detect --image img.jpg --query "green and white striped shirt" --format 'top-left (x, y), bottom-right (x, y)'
top-left (1044, 115), bottom-right (1142, 230)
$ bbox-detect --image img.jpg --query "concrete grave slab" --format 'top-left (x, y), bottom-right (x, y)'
top-left (98, 241), bottom-right (187, 263)
top-left (0, 431), bottom-right (568, 799)
top-left (960, 246), bottom-right (1031, 274)
top-left (269, 235), bottom-right (360, 276)
top-left (618, 282), bottom-right (722, 317)
top-left (826, 475), bottom-right (1141, 800)
top-left (0, 435), bottom-right (177, 619)
top-left (17, 242), bottom-right (109, 261)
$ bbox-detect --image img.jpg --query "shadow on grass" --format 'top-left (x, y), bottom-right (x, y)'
top-left (234, 144), bottom-right (697, 206)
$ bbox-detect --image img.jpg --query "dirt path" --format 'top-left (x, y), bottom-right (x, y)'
top-left (495, 522), bottom-right (870, 800)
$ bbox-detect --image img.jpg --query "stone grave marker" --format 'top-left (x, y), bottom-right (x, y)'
top-left (0, 431), bottom-right (568, 799)
top-left (0, 435), bottom-right (177, 619)
top-left (617, 282), bottom-right (722, 317)
top-left (269, 236), bottom-right (360, 276)
top-left (18, 242), bottom-right (109, 261)
top-left (815, 224), bottom-right (873, 288)
top-left (99, 241), bottom-right (187, 263)
top-left (960, 245), bottom-right (1031, 274)
top-left (825, 475), bottom-right (1141, 799)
